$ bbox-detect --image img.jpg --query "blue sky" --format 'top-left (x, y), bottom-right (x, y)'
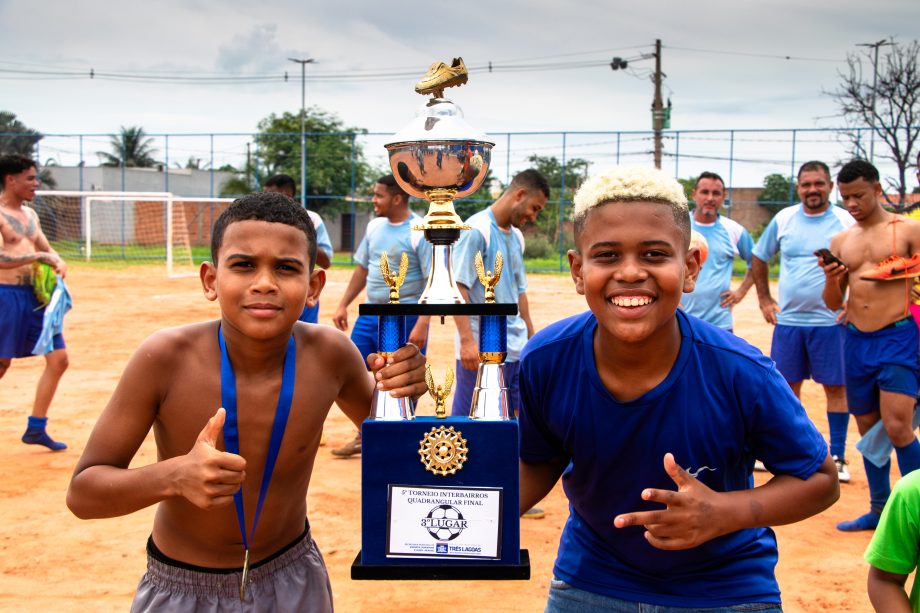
top-left (0, 0), bottom-right (916, 188)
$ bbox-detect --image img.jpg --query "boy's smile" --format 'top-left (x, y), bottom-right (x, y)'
top-left (569, 201), bottom-right (700, 346)
top-left (201, 219), bottom-right (322, 339)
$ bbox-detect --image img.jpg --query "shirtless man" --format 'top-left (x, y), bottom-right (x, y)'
top-left (822, 159), bottom-right (920, 531)
top-left (0, 154), bottom-right (68, 451)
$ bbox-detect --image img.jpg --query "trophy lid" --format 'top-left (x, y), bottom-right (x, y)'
top-left (386, 98), bottom-right (495, 147)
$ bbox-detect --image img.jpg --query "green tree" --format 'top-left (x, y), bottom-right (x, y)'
top-left (831, 39), bottom-right (919, 208)
top-left (678, 177), bottom-right (697, 207)
top-left (757, 173), bottom-right (795, 213)
top-left (524, 154), bottom-right (591, 251)
top-left (254, 108), bottom-right (371, 210)
top-left (0, 111), bottom-right (42, 157)
top-left (97, 126), bottom-right (159, 168)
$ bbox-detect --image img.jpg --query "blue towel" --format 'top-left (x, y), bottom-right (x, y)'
top-left (31, 276), bottom-right (72, 356)
top-left (856, 406), bottom-right (920, 468)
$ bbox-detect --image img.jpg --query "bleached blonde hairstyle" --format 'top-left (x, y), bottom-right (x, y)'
top-left (571, 165), bottom-right (691, 247)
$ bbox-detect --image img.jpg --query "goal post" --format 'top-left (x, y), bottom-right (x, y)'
top-left (32, 191), bottom-right (235, 277)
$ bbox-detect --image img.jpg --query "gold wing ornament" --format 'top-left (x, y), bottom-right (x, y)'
top-left (397, 252), bottom-right (408, 287)
top-left (444, 367), bottom-right (454, 397)
top-left (425, 364), bottom-right (436, 399)
top-left (493, 252), bottom-right (504, 283)
top-left (475, 251), bottom-right (486, 286)
top-left (474, 251), bottom-right (504, 303)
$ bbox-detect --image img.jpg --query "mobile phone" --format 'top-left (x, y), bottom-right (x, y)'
top-left (813, 248), bottom-right (845, 268)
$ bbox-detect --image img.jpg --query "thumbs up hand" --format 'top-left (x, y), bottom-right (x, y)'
top-left (174, 408), bottom-right (247, 510)
top-left (612, 453), bottom-right (725, 550)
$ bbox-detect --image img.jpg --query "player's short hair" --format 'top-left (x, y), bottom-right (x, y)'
top-left (797, 160), bottom-right (831, 181)
top-left (263, 174), bottom-right (297, 197)
top-left (0, 154), bottom-right (37, 186)
top-left (376, 174), bottom-right (410, 202)
top-left (693, 171), bottom-right (725, 189)
top-left (210, 191), bottom-right (317, 266)
top-left (572, 165), bottom-right (690, 247)
top-left (837, 159), bottom-right (880, 184)
top-left (508, 169), bottom-right (550, 198)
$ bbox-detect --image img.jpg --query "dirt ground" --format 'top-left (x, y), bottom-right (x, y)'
top-left (0, 264), bottom-right (891, 612)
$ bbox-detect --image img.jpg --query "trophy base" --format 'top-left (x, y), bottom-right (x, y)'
top-left (351, 549), bottom-right (530, 580)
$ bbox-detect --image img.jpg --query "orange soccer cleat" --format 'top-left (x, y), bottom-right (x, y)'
top-left (860, 253), bottom-right (920, 281)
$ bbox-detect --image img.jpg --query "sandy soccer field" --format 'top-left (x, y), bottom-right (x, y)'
top-left (0, 264), bottom-right (888, 612)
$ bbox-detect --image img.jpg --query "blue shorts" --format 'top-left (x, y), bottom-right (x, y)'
top-left (844, 318), bottom-right (920, 415)
top-left (0, 284), bottom-right (66, 359)
top-left (350, 314), bottom-right (427, 365)
top-left (450, 359), bottom-right (521, 417)
top-left (299, 301), bottom-right (320, 324)
top-left (771, 324), bottom-right (845, 386)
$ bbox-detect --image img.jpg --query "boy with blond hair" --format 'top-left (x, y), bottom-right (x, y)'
top-left (518, 166), bottom-right (839, 611)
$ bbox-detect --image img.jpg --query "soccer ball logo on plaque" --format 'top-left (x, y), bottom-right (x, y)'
top-left (352, 58), bottom-right (528, 580)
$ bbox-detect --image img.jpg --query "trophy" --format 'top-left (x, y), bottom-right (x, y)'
top-left (468, 251), bottom-right (511, 421)
top-left (369, 252), bottom-right (415, 421)
top-left (354, 58), bottom-right (527, 581)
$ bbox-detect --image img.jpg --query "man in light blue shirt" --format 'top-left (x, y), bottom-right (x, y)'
top-left (752, 160), bottom-right (855, 484)
top-left (681, 171), bottom-right (754, 332)
top-left (331, 174), bottom-right (431, 457)
top-left (263, 174), bottom-right (334, 324)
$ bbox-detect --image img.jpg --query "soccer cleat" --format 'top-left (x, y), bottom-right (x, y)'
top-left (522, 507), bottom-right (545, 519)
top-left (331, 433), bottom-right (362, 458)
top-left (833, 455), bottom-right (850, 483)
top-left (859, 253), bottom-right (920, 281)
top-left (415, 58), bottom-right (468, 97)
top-left (837, 510), bottom-right (881, 532)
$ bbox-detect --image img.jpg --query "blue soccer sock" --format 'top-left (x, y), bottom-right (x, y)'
top-left (22, 416), bottom-right (67, 452)
top-left (894, 438), bottom-right (920, 476)
top-left (827, 412), bottom-right (850, 459)
top-left (837, 455), bottom-right (890, 532)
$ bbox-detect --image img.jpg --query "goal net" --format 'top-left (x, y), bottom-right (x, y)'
top-left (32, 191), bottom-right (235, 277)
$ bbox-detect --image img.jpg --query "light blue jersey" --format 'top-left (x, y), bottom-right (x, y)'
top-left (753, 204), bottom-right (855, 326)
top-left (307, 211), bottom-right (334, 265)
top-left (453, 209), bottom-right (528, 361)
top-left (682, 215), bottom-right (753, 330)
top-left (354, 214), bottom-right (431, 304)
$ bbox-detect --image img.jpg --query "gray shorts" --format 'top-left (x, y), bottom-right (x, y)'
top-left (131, 524), bottom-right (333, 612)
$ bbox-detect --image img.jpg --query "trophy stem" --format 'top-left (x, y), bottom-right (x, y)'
top-left (419, 238), bottom-right (464, 304)
top-left (469, 363), bottom-right (511, 420)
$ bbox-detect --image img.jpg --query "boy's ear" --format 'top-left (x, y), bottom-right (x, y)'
top-left (682, 244), bottom-right (702, 294)
top-left (200, 261), bottom-right (218, 301)
top-left (568, 249), bottom-right (585, 295)
top-left (305, 268), bottom-right (326, 308)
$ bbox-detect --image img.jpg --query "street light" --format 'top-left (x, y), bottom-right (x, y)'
top-left (288, 57), bottom-right (316, 208)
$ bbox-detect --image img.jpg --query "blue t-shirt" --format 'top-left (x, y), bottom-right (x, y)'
top-left (752, 204), bottom-right (854, 326)
top-left (682, 215), bottom-right (753, 330)
top-left (453, 208), bottom-right (529, 361)
top-left (519, 310), bottom-right (827, 608)
top-left (354, 215), bottom-right (431, 304)
top-left (308, 211), bottom-right (334, 264)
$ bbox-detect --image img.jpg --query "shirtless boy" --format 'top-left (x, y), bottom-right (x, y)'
top-left (67, 192), bottom-right (428, 611)
top-left (822, 159), bottom-right (920, 532)
top-left (0, 154), bottom-right (68, 451)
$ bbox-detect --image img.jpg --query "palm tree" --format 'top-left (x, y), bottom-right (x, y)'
top-left (97, 126), bottom-right (159, 167)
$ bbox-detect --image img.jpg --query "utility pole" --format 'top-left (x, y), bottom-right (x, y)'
top-left (652, 39), bottom-right (664, 169)
top-left (288, 57), bottom-right (316, 207)
top-left (856, 39), bottom-right (893, 164)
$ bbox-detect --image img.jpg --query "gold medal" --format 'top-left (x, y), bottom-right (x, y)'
top-left (240, 548), bottom-right (250, 600)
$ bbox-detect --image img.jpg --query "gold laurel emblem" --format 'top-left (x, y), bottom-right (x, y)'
top-left (380, 251), bottom-right (409, 303)
top-left (474, 250), bottom-right (503, 303)
top-left (418, 426), bottom-right (468, 476)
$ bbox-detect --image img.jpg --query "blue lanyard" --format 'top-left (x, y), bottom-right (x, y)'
top-left (218, 326), bottom-right (296, 554)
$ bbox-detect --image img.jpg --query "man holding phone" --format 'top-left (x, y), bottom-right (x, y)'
top-left (751, 160), bottom-right (855, 484)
